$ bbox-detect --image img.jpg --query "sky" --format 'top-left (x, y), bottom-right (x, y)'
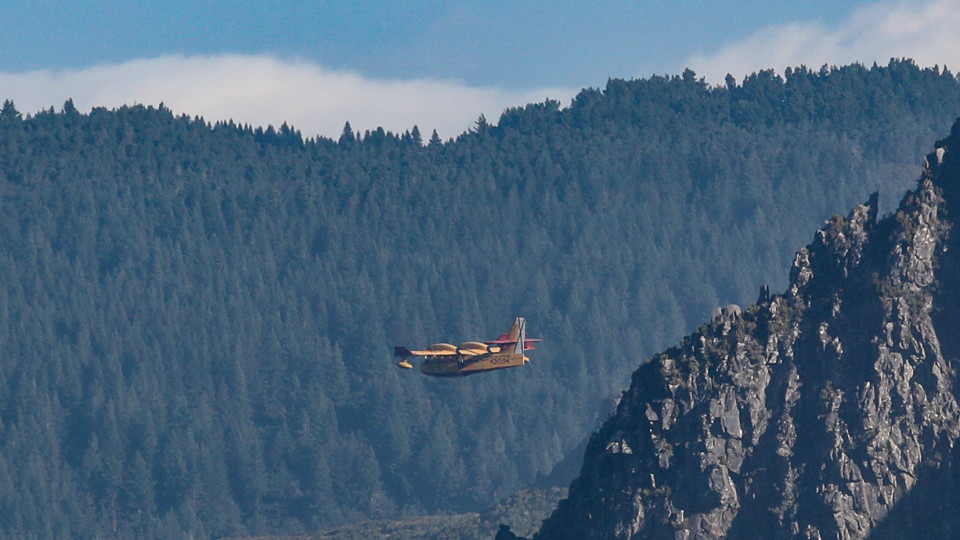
top-left (2, 0), bottom-right (959, 140)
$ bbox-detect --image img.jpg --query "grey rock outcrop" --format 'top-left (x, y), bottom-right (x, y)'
top-left (711, 304), bottom-right (742, 326)
top-left (535, 120), bottom-right (960, 539)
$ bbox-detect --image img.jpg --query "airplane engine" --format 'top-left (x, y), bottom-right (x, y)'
top-left (458, 341), bottom-right (490, 353)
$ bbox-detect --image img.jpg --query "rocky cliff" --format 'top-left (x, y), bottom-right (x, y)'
top-left (534, 121), bottom-right (960, 539)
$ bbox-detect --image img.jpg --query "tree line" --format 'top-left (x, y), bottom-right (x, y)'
top-left (0, 59), bottom-right (956, 538)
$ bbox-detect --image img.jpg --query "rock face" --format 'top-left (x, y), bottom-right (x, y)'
top-left (536, 121), bottom-right (960, 539)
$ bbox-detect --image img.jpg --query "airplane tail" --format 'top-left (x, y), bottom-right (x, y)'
top-left (486, 317), bottom-right (539, 353)
top-left (503, 317), bottom-right (527, 354)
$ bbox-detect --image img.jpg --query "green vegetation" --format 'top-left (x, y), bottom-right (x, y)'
top-left (0, 60), bottom-right (957, 538)
top-left (230, 486), bottom-right (565, 539)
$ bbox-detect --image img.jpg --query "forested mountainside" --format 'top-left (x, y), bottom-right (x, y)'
top-left (0, 60), bottom-right (958, 538)
top-left (535, 122), bottom-right (960, 539)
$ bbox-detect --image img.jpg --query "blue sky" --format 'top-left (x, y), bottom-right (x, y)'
top-left (1, 1), bottom-right (957, 138)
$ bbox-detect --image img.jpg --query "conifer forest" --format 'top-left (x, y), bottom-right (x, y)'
top-left (0, 60), bottom-right (958, 537)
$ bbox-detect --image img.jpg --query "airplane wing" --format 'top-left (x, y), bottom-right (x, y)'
top-left (409, 349), bottom-right (458, 356)
top-left (394, 346), bottom-right (459, 357)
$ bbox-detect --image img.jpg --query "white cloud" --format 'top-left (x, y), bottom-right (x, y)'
top-left (0, 54), bottom-right (576, 140)
top-left (686, 0), bottom-right (960, 84)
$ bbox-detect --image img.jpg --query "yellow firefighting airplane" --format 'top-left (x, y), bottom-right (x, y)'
top-left (394, 317), bottom-right (539, 377)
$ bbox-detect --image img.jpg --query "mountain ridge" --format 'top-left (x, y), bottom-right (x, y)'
top-left (534, 121), bottom-right (960, 539)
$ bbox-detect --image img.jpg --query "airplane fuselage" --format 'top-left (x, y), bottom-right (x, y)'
top-left (421, 352), bottom-right (528, 377)
top-left (394, 317), bottom-right (537, 377)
